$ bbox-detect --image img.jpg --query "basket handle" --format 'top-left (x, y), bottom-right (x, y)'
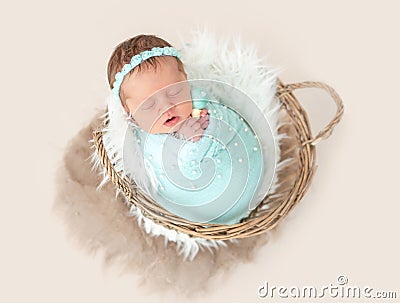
top-left (280, 81), bottom-right (344, 146)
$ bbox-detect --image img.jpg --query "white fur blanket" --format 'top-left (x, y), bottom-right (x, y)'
top-left (89, 29), bottom-right (289, 260)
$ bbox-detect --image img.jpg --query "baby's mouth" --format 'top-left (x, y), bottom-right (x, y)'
top-left (163, 116), bottom-right (181, 127)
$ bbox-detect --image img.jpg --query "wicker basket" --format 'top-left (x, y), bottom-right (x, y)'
top-left (91, 79), bottom-right (343, 241)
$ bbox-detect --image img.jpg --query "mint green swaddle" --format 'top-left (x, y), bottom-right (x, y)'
top-left (133, 86), bottom-right (263, 224)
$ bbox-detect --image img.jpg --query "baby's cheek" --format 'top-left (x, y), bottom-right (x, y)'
top-left (178, 100), bottom-right (193, 117)
top-left (133, 113), bottom-right (155, 132)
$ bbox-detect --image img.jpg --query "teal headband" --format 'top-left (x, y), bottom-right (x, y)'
top-left (112, 46), bottom-right (182, 103)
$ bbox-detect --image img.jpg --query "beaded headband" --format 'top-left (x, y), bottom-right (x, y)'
top-left (111, 46), bottom-right (182, 104)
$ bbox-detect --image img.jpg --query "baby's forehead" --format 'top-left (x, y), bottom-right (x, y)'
top-left (122, 68), bottom-right (187, 103)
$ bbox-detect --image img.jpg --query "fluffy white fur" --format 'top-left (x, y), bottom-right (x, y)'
top-left (89, 29), bottom-right (289, 261)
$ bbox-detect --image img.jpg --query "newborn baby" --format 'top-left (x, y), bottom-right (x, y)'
top-left (107, 34), bottom-right (263, 224)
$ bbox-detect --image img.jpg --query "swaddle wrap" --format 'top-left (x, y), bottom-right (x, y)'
top-left (133, 85), bottom-right (264, 224)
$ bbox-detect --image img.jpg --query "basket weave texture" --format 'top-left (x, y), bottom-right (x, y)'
top-left (92, 79), bottom-right (343, 240)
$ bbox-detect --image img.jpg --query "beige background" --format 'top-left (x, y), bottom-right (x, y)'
top-left (1, 0), bottom-right (399, 302)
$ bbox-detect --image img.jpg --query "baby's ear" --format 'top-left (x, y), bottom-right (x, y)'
top-left (126, 111), bottom-right (139, 127)
top-left (122, 101), bottom-right (130, 113)
top-left (130, 117), bottom-right (139, 126)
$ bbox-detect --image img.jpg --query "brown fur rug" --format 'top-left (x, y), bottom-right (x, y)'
top-left (52, 109), bottom-right (298, 296)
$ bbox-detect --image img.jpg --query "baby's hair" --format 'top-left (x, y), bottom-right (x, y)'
top-left (107, 34), bottom-right (185, 104)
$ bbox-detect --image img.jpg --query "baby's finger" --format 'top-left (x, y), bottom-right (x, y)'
top-left (190, 136), bottom-right (201, 142)
top-left (198, 113), bottom-right (209, 123)
top-left (179, 117), bottom-right (197, 129)
top-left (200, 116), bottom-right (209, 125)
top-left (192, 121), bottom-right (202, 132)
top-left (200, 108), bottom-right (208, 117)
top-left (202, 120), bottom-right (208, 129)
top-left (190, 129), bottom-right (205, 142)
top-left (199, 115), bottom-right (209, 126)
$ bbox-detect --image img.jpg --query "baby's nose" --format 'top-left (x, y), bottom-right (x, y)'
top-left (158, 98), bottom-right (175, 114)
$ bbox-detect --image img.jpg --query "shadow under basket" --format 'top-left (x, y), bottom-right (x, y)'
top-left (91, 79), bottom-right (344, 241)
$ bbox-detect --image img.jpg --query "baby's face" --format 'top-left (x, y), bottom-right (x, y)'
top-left (121, 56), bottom-right (192, 134)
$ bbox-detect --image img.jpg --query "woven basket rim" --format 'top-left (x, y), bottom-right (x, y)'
top-left (91, 78), bottom-right (344, 240)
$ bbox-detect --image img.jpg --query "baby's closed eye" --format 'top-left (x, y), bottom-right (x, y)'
top-left (167, 87), bottom-right (183, 97)
top-left (141, 98), bottom-right (155, 110)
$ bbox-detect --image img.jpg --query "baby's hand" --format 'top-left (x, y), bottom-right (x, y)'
top-left (175, 109), bottom-right (210, 142)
